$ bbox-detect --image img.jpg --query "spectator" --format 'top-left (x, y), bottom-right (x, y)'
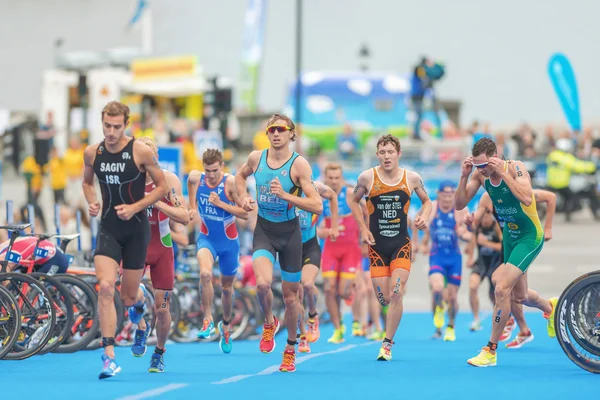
top-left (63, 136), bottom-right (85, 205)
top-left (337, 123), bottom-right (359, 160)
top-left (511, 123), bottom-right (537, 157)
top-left (34, 111), bottom-right (56, 172)
top-left (46, 147), bottom-right (67, 205)
top-left (21, 155), bottom-right (42, 205)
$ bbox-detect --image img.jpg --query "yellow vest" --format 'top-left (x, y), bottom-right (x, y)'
top-left (63, 147), bottom-right (84, 179)
top-left (546, 150), bottom-right (596, 189)
top-left (46, 157), bottom-right (68, 190)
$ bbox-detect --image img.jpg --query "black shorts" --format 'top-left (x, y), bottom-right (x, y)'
top-left (302, 236), bottom-right (321, 269)
top-left (95, 218), bottom-right (151, 270)
top-left (252, 216), bottom-right (302, 282)
top-left (369, 234), bottom-right (412, 278)
top-left (472, 253), bottom-right (502, 279)
top-left (36, 250), bottom-right (70, 275)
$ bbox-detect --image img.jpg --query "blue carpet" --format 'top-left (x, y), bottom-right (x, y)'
top-left (1, 312), bottom-right (596, 400)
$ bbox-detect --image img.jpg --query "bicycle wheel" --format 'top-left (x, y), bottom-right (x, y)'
top-left (555, 270), bottom-right (600, 373)
top-left (52, 274), bottom-right (100, 353)
top-left (30, 273), bottom-right (74, 355)
top-left (0, 284), bottom-right (21, 360)
top-left (167, 285), bottom-right (182, 340)
top-left (0, 273), bottom-right (56, 360)
top-left (171, 279), bottom-right (204, 343)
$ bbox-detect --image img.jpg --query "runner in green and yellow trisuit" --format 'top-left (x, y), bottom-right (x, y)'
top-left (454, 138), bottom-right (558, 368)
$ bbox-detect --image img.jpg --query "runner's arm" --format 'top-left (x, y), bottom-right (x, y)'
top-left (410, 172), bottom-right (432, 225)
top-left (286, 157), bottom-right (323, 215)
top-left (154, 171), bottom-right (190, 225)
top-left (534, 189), bottom-right (556, 233)
top-left (455, 208), bottom-right (472, 241)
top-left (501, 161), bottom-right (533, 206)
top-left (349, 171), bottom-right (370, 233)
top-left (132, 142), bottom-right (169, 212)
top-left (187, 170), bottom-right (201, 211)
top-left (314, 181), bottom-right (339, 232)
top-left (82, 145), bottom-right (98, 205)
top-left (220, 175), bottom-right (249, 220)
top-left (455, 172), bottom-right (482, 211)
top-left (494, 220), bottom-right (503, 241)
top-left (169, 220), bottom-right (189, 247)
top-left (235, 151), bottom-right (260, 205)
top-left (472, 192), bottom-right (492, 228)
top-left (477, 231), bottom-right (502, 252)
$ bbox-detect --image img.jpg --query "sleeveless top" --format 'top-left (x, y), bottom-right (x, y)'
top-left (93, 139), bottom-right (147, 224)
top-left (196, 173), bottom-right (239, 246)
top-left (477, 223), bottom-right (501, 258)
top-left (323, 186), bottom-right (360, 248)
top-left (429, 204), bottom-right (460, 255)
top-left (483, 161), bottom-right (543, 242)
top-left (254, 150), bottom-right (301, 222)
top-left (298, 196), bottom-right (319, 243)
top-left (145, 177), bottom-right (173, 249)
top-left (366, 167), bottom-right (412, 249)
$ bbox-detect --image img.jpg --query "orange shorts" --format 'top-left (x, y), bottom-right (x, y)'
top-left (368, 238), bottom-right (412, 278)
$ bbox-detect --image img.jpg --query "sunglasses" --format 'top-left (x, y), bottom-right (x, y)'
top-left (266, 125), bottom-right (292, 134)
top-left (472, 162), bottom-right (489, 169)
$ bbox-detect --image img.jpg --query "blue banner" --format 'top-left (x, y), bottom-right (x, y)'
top-left (157, 144), bottom-right (185, 194)
top-left (548, 53), bottom-right (581, 131)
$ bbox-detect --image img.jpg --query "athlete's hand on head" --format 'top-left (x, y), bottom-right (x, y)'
top-left (544, 228), bottom-right (552, 241)
top-left (208, 192), bottom-right (222, 207)
top-left (89, 201), bottom-right (100, 217)
top-left (487, 157), bottom-right (505, 174)
top-left (361, 229), bottom-right (375, 246)
top-left (461, 157), bottom-right (474, 177)
top-left (413, 215), bottom-right (428, 231)
top-left (269, 177), bottom-right (286, 199)
top-left (114, 204), bottom-right (137, 221)
top-left (241, 195), bottom-right (256, 212)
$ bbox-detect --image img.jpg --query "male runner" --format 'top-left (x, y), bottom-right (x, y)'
top-left (235, 113), bottom-right (322, 372)
top-left (319, 163), bottom-right (364, 343)
top-left (127, 137), bottom-right (189, 373)
top-left (349, 134), bottom-right (431, 361)
top-left (297, 180), bottom-right (339, 352)
top-left (82, 101), bottom-right (168, 379)
top-left (467, 188), bottom-right (556, 348)
top-left (465, 203), bottom-right (502, 332)
top-left (454, 137), bottom-right (557, 367)
top-left (188, 149), bottom-right (249, 354)
top-left (420, 181), bottom-right (469, 341)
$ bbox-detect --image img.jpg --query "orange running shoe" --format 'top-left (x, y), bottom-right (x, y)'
top-left (499, 315), bottom-right (515, 342)
top-left (279, 348), bottom-right (296, 372)
top-left (259, 316), bottom-right (280, 353)
top-left (307, 315), bottom-right (320, 343)
top-left (298, 335), bottom-right (310, 353)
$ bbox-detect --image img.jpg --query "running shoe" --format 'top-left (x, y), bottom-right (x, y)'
top-left (470, 320), bottom-right (482, 332)
top-left (259, 316), bottom-right (280, 353)
top-left (376, 341), bottom-right (393, 361)
top-left (218, 321), bottom-right (232, 354)
top-left (131, 322), bottom-right (151, 357)
top-left (443, 326), bottom-right (456, 342)
top-left (197, 318), bottom-right (215, 339)
top-left (327, 327), bottom-right (344, 344)
top-left (499, 315), bottom-right (515, 342)
top-left (433, 305), bottom-right (445, 329)
top-left (148, 352), bottom-right (165, 373)
top-left (307, 315), bottom-right (320, 343)
top-left (279, 348), bottom-right (296, 372)
top-left (298, 334), bottom-right (310, 353)
top-left (128, 303), bottom-right (146, 325)
top-left (352, 321), bottom-right (365, 337)
top-left (506, 331), bottom-right (534, 349)
top-left (467, 346), bottom-right (497, 367)
top-left (431, 329), bottom-right (442, 340)
top-left (544, 297), bottom-right (558, 338)
top-left (368, 330), bottom-right (385, 341)
top-left (99, 354), bottom-right (121, 379)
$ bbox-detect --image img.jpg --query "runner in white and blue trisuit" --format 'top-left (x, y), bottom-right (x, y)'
top-left (187, 149), bottom-right (249, 354)
top-left (296, 180), bottom-right (339, 353)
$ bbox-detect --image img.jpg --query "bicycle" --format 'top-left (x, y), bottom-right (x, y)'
top-left (555, 270), bottom-right (600, 373)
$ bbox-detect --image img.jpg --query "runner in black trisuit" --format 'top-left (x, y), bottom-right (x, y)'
top-left (82, 101), bottom-right (168, 379)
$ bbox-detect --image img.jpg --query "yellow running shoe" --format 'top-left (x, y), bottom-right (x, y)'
top-left (467, 346), bottom-right (497, 367)
top-left (352, 321), bottom-right (365, 337)
top-left (443, 327), bottom-right (456, 342)
top-left (327, 327), bottom-right (344, 344)
top-left (433, 305), bottom-right (445, 329)
top-left (376, 341), bottom-right (393, 361)
top-left (544, 297), bottom-right (558, 338)
top-left (368, 330), bottom-right (385, 341)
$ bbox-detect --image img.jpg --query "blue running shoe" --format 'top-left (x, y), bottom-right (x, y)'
top-left (99, 354), bottom-right (121, 380)
top-left (128, 302), bottom-right (146, 325)
top-left (218, 321), bottom-right (232, 354)
top-left (131, 322), bottom-right (151, 357)
top-left (197, 318), bottom-right (215, 339)
top-left (148, 352), bottom-right (165, 373)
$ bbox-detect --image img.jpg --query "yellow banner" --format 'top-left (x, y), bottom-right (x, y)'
top-left (131, 55), bottom-right (198, 81)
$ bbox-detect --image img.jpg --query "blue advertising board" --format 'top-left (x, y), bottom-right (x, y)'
top-left (157, 144), bottom-right (186, 195)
